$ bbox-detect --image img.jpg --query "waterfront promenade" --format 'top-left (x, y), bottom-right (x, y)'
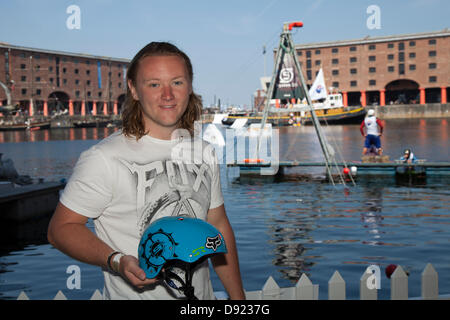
top-left (1, 103), bottom-right (449, 130)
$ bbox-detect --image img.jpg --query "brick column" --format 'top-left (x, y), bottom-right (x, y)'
top-left (441, 86), bottom-right (447, 104)
top-left (69, 100), bottom-right (74, 116)
top-left (103, 101), bottom-right (108, 115)
top-left (360, 90), bottom-right (366, 107)
top-left (419, 87), bottom-right (426, 105)
top-left (92, 101), bottom-right (97, 115)
top-left (113, 101), bottom-right (118, 115)
top-left (29, 99), bottom-right (34, 116)
top-left (380, 89), bottom-right (385, 106)
top-left (342, 91), bottom-right (348, 106)
top-left (81, 101), bottom-right (86, 116)
top-left (43, 100), bottom-right (48, 116)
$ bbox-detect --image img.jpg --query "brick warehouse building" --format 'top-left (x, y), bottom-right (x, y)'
top-left (0, 42), bottom-right (129, 117)
top-left (255, 29), bottom-right (449, 109)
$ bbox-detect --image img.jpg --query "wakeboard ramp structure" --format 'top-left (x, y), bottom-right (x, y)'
top-left (257, 21), bottom-right (352, 185)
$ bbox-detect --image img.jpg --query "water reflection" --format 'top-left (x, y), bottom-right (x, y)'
top-left (441, 119), bottom-right (448, 145)
top-left (0, 214), bottom-right (51, 298)
top-left (360, 183), bottom-right (385, 246)
top-left (0, 216), bottom-right (51, 252)
top-left (0, 127), bottom-right (119, 143)
top-left (263, 172), bottom-right (448, 285)
top-left (267, 180), bottom-right (323, 283)
top-left (269, 208), bottom-right (317, 283)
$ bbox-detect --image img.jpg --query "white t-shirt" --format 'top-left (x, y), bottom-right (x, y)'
top-left (364, 116), bottom-right (380, 136)
top-left (60, 130), bottom-right (224, 299)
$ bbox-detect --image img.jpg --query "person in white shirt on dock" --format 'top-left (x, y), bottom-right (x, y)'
top-left (360, 109), bottom-right (384, 156)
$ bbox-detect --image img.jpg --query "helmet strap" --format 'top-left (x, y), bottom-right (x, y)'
top-left (163, 263), bottom-right (198, 300)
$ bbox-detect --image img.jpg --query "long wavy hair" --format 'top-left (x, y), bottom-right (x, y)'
top-left (121, 42), bottom-right (202, 139)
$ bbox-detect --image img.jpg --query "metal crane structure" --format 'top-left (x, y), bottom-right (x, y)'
top-left (257, 21), bottom-right (338, 183)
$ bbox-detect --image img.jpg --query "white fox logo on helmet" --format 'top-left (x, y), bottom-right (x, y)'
top-left (205, 235), bottom-right (222, 251)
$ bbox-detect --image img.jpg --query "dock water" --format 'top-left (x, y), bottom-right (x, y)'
top-left (0, 119), bottom-right (449, 300)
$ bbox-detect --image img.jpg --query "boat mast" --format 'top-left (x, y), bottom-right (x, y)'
top-left (30, 55), bottom-right (34, 117)
top-left (258, 22), bottom-right (335, 183)
top-left (0, 81), bottom-right (12, 106)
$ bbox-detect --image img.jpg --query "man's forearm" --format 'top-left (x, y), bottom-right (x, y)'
top-left (207, 205), bottom-right (245, 299)
top-left (212, 228), bottom-right (246, 299)
top-left (49, 222), bottom-right (113, 269)
top-left (47, 203), bottom-right (114, 270)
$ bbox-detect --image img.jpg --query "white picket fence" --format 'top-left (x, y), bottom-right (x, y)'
top-left (15, 263), bottom-right (450, 300)
top-left (243, 264), bottom-right (443, 300)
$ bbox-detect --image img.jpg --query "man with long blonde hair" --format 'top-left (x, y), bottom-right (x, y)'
top-left (48, 41), bottom-right (245, 300)
top-left (122, 41), bottom-right (202, 139)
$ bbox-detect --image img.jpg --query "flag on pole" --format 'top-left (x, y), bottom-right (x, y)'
top-left (308, 68), bottom-right (327, 100)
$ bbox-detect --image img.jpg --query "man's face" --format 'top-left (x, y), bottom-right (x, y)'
top-left (128, 55), bottom-right (192, 139)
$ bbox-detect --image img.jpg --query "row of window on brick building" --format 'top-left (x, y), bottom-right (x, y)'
top-left (298, 38), bottom-right (437, 57)
top-left (297, 38), bottom-right (439, 86)
top-left (302, 51), bottom-right (437, 67)
top-left (14, 52), bottom-right (128, 98)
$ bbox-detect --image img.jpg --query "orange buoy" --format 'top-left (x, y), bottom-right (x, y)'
top-left (244, 159), bottom-right (264, 164)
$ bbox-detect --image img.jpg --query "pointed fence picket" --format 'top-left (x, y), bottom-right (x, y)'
top-left (328, 270), bottom-right (346, 300)
top-left (360, 267), bottom-right (377, 300)
top-left (422, 263), bottom-right (438, 299)
top-left (391, 265), bottom-right (408, 300)
top-left (296, 273), bottom-right (319, 300)
top-left (16, 288), bottom-right (104, 300)
top-left (14, 263), bottom-right (450, 300)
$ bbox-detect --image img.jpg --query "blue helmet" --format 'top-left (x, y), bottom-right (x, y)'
top-left (138, 216), bottom-right (227, 299)
top-left (138, 216), bottom-right (227, 295)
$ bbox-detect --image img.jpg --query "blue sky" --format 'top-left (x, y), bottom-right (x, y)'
top-left (0, 0), bottom-right (448, 108)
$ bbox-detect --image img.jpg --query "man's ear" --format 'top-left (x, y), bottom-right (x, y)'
top-left (128, 79), bottom-right (139, 101)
